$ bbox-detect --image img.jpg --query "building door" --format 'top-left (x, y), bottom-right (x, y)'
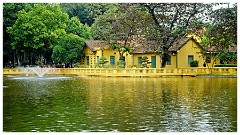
top-left (110, 56), bottom-right (115, 65)
top-left (151, 56), bottom-right (156, 68)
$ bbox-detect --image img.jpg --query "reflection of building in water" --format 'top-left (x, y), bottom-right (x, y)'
top-left (84, 77), bottom-right (236, 131)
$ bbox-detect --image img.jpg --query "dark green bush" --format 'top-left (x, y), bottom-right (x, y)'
top-left (117, 60), bottom-right (126, 68)
top-left (214, 64), bottom-right (237, 67)
top-left (190, 60), bottom-right (198, 67)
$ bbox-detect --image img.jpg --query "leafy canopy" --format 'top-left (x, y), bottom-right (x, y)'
top-left (66, 16), bottom-right (92, 40)
top-left (52, 33), bottom-right (85, 64)
top-left (7, 4), bottom-right (69, 49)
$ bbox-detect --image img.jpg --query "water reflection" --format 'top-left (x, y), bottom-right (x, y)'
top-left (3, 76), bottom-right (237, 132)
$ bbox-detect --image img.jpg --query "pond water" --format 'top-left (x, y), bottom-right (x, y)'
top-left (3, 76), bottom-right (237, 132)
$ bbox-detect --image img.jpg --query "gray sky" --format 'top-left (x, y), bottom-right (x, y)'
top-left (213, 3), bottom-right (235, 10)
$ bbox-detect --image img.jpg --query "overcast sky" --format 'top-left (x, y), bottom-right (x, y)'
top-left (213, 3), bottom-right (235, 10)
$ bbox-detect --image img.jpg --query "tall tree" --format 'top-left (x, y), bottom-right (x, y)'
top-left (92, 4), bottom-right (151, 62)
top-left (143, 3), bottom-right (213, 68)
top-left (3, 3), bottom-right (33, 67)
top-left (52, 33), bottom-right (85, 68)
top-left (206, 4), bottom-right (237, 49)
top-left (66, 16), bottom-right (92, 39)
top-left (7, 4), bottom-right (69, 66)
top-left (60, 3), bottom-right (116, 26)
top-left (201, 4), bottom-right (237, 65)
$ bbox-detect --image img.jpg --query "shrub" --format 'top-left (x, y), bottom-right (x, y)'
top-left (190, 60), bottom-right (198, 67)
top-left (142, 56), bottom-right (150, 68)
top-left (214, 64), bottom-right (237, 67)
top-left (117, 60), bottom-right (126, 68)
top-left (97, 56), bottom-right (108, 68)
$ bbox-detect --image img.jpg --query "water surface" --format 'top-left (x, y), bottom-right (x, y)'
top-left (3, 76), bottom-right (237, 132)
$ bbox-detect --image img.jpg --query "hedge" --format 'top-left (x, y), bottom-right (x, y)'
top-left (214, 64), bottom-right (237, 67)
top-left (190, 60), bottom-right (198, 67)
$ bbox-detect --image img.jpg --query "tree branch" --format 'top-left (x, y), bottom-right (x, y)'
top-left (144, 4), bottom-right (164, 33)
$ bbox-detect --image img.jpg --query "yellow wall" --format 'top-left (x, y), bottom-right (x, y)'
top-left (99, 49), bottom-right (132, 67)
top-left (82, 39), bottom-right (234, 68)
top-left (82, 47), bottom-right (132, 67)
top-left (175, 40), bottom-right (204, 68)
top-left (132, 54), bottom-right (161, 68)
top-left (165, 55), bottom-right (177, 68)
top-left (82, 47), bottom-right (95, 67)
top-left (203, 54), bottom-right (221, 67)
top-left (102, 49), bottom-right (118, 65)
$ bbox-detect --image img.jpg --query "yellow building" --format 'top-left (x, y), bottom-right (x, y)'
top-left (81, 40), bottom-right (132, 68)
top-left (130, 41), bottom-right (161, 68)
top-left (168, 37), bottom-right (205, 68)
top-left (204, 44), bottom-right (237, 66)
top-left (81, 37), bottom-right (237, 68)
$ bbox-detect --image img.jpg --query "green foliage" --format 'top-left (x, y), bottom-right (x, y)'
top-left (4, 3), bottom-right (236, 69)
top-left (95, 56), bottom-right (108, 68)
top-left (7, 4), bottom-right (69, 50)
top-left (203, 4), bottom-right (237, 49)
top-left (143, 3), bottom-right (213, 68)
top-left (216, 50), bottom-right (237, 64)
top-left (214, 64), bottom-right (237, 67)
top-left (66, 17), bottom-right (92, 39)
top-left (3, 3), bottom-right (33, 27)
top-left (110, 44), bottom-right (119, 50)
top-left (75, 62), bottom-right (91, 68)
top-left (214, 5), bottom-right (237, 44)
top-left (91, 5), bottom-right (118, 40)
top-left (99, 56), bottom-right (107, 64)
top-left (141, 56), bottom-right (151, 68)
top-left (92, 4), bottom-right (150, 41)
top-left (110, 44), bottom-right (132, 60)
top-left (4, 3), bottom-right (90, 67)
top-left (61, 3), bottom-right (116, 26)
top-left (190, 60), bottom-right (199, 67)
top-left (3, 3), bottom-right (34, 66)
top-left (117, 60), bottom-right (126, 68)
top-left (52, 34), bottom-right (85, 65)
top-left (91, 3), bottom-right (151, 61)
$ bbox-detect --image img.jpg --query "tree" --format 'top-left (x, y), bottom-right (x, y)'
top-left (60, 3), bottom-right (116, 26)
top-left (52, 34), bottom-right (85, 67)
top-left (66, 16), bottom-right (92, 39)
top-left (7, 4), bottom-right (69, 66)
top-left (200, 4), bottom-right (237, 67)
top-left (143, 3), bottom-right (213, 68)
top-left (3, 3), bottom-right (34, 67)
top-left (92, 4), bottom-right (150, 66)
top-left (204, 4), bottom-right (237, 49)
top-left (216, 50), bottom-right (237, 64)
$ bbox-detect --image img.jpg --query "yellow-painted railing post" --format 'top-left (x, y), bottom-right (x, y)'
top-left (174, 69), bottom-right (178, 74)
top-left (123, 69), bottom-right (126, 74)
top-left (163, 69), bottom-right (166, 74)
top-left (143, 69), bottom-right (146, 74)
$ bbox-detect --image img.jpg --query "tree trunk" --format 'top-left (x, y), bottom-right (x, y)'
top-left (13, 51), bottom-right (16, 67)
top-left (161, 53), bottom-right (168, 68)
top-left (119, 52), bottom-right (124, 60)
top-left (70, 60), bottom-right (73, 68)
top-left (38, 53), bottom-right (44, 66)
top-left (17, 55), bottom-right (21, 67)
